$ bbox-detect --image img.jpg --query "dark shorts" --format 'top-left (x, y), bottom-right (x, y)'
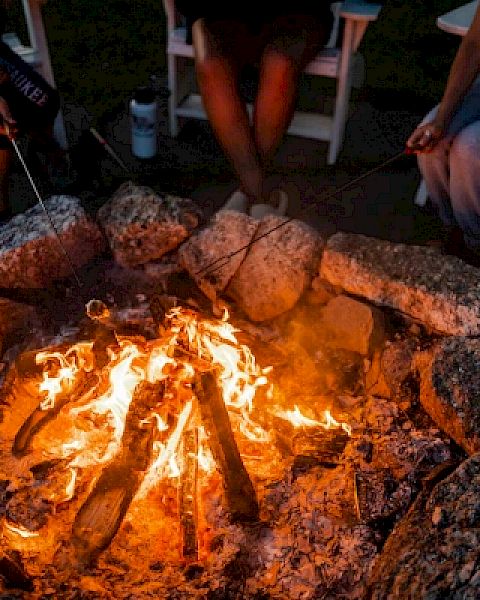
top-left (176, 1), bottom-right (334, 44)
top-left (176, 1), bottom-right (334, 23)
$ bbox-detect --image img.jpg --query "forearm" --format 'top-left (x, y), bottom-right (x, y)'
top-left (435, 38), bottom-right (480, 129)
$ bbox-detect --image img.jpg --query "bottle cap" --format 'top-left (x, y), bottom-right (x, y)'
top-left (134, 86), bottom-right (156, 104)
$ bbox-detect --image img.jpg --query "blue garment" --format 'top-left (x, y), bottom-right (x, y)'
top-left (418, 76), bottom-right (480, 250)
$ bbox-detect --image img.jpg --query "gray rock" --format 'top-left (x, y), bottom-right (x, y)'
top-left (178, 210), bottom-right (259, 302)
top-left (0, 195), bottom-right (105, 288)
top-left (227, 216), bottom-right (323, 321)
top-left (320, 232), bottom-right (480, 335)
top-left (367, 455), bottom-right (480, 600)
top-left (97, 182), bottom-right (202, 267)
top-left (416, 337), bottom-right (480, 455)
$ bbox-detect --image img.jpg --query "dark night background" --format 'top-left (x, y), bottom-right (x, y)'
top-left (6, 0), bottom-right (465, 123)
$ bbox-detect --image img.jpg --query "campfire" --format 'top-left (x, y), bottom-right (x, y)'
top-left (1, 295), bottom-right (355, 596)
top-left (1, 189), bottom-right (479, 598)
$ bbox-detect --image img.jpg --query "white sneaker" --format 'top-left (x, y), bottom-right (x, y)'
top-left (219, 189), bottom-right (248, 213)
top-left (249, 189), bottom-right (288, 219)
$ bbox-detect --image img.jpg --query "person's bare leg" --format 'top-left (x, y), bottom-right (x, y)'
top-left (253, 14), bottom-right (331, 204)
top-left (0, 146), bottom-right (12, 215)
top-left (192, 18), bottom-right (266, 206)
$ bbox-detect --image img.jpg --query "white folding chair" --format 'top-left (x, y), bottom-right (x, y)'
top-left (2, 0), bottom-right (68, 149)
top-left (162, 1), bottom-right (382, 164)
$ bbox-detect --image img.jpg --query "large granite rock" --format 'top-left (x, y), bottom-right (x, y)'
top-left (0, 195), bottom-right (105, 288)
top-left (416, 337), bottom-right (480, 455)
top-left (226, 215), bottom-right (323, 321)
top-left (97, 182), bottom-right (202, 267)
top-left (367, 455), bottom-right (480, 599)
top-left (320, 232), bottom-right (480, 335)
top-left (178, 210), bottom-right (259, 302)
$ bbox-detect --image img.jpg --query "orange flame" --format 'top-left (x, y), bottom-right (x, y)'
top-left (276, 405), bottom-right (351, 436)
top-left (31, 307), bottom-right (350, 505)
top-left (4, 522), bottom-right (40, 538)
top-left (36, 342), bottom-right (94, 410)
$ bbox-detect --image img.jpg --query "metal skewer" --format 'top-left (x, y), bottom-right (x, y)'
top-left (6, 124), bottom-right (83, 288)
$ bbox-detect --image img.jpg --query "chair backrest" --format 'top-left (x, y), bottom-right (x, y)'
top-left (1, 0), bottom-right (40, 66)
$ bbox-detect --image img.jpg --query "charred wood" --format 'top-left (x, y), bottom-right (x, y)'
top-left (194, 372), bottom-right (259, 523)
top-left (85, 299), bottom-right (155, 338)
top-left (6, 487), bottom-right (51, 531)
top-left (70, 381), bottom-right (164, 565)
top-left (0, 550), bottom-right (33, 591)
top-left (179, 419), bottom-right (199, 562)
top-left (5, 461), bottom-right (73, 531)
top-left (148, 293), bottom-right (178, 327)
top-left (292, 429), bottom-right (349, 460)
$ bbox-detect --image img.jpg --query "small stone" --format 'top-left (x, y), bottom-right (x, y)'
top-left (320, 295), bottom-right (385, 356)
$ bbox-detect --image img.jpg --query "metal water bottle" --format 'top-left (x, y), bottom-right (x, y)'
top-left (130, 86), bottom-right (157, 159)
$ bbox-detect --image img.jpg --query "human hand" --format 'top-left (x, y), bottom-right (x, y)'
top-left (0, 97), bottom-right (17, 139)
top-left (406, 122), bottom-right (444, 153)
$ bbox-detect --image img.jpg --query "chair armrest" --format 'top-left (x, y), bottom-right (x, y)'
top-left (340, 1), bottom-right (382, 22)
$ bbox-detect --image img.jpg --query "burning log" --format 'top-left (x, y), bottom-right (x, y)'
top-left (194, 372), bottom-right (259, 523)
top-left (85, 298), bottom-right (155, 338)
top-left (12, 370), bottom-right (98, 458)
top-left (12, 323), bottom-right (121, 457)
top-left (0, 550), bottom-right (33, 592)
top-left (179, 417), bottom-right (199, 562)
top-left (70, 381), bottom-right (164, 566)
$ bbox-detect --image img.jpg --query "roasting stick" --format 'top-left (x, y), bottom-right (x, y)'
top-left (89, 127), bottom-right (130, 174)
top-left (195, 149), bottom-right (411, 278)
top-left (5, 123), bottom-right (83, 288)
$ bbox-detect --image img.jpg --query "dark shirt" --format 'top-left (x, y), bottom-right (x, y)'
top-left (0, 41), bottom-right (59, 130)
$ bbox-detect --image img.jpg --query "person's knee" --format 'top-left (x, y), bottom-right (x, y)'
top-left (417, 136), bottom-right (450, 175)
top-left (260, 49), bottom-right (299, 86)
top-left (450, 124), bottom-right (480, 166)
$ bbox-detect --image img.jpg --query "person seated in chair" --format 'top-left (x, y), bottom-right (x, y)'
top-left (0, 2), bottom-right (66, 221)
top-left (175, 1), bottom-right (335, 218)
top-left (406, 2), bottom-right (480, 265)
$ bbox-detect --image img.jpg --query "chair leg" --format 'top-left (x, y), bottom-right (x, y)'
top-left (327, 18), bottom-right (355, 165)
top-left (167, 53), bottom-right (179, 137)
top-left (414, 178), bottom-right (428, 207)
top-left (53, 110), bottom-right (68, 151)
